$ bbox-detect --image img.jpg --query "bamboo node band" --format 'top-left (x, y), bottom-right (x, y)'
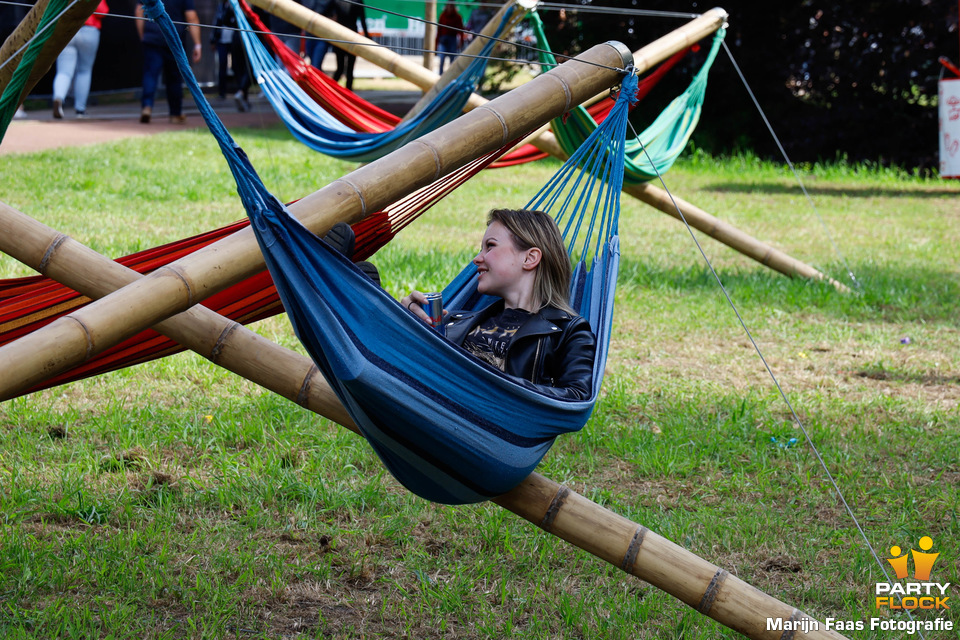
top-left (620, 525), bottom-right (648, 572)
top-left (475, 105), bottom-right (510, 147)
top-left (696, 568), bottom-right (729, 614)
top-left (297, 364), bottom-right (320, 407)
top-left (65, 315), bottom-right (95, 360)
top-left (38, 233), bottom-right (69, 274)
top-left (779, 609), bottom-right (809, 640)
top-left (540, 485), bottom-right (570, 532)
top-left (333, 177), bottom-right (368, 217)
top-left (210, 321), bottom-right (241, 363)
top-left (155, 265), bottom-right (195, 308)
top-left (409, 140), bottom-right (442, 181)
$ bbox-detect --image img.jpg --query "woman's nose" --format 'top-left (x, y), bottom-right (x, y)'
top-left (472, 252), bottom-right (482, 265)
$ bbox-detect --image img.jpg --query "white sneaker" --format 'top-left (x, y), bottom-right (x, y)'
top-left (15, 106), bottom-right (28, 119)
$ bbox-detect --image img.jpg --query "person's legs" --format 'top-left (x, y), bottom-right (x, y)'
top-left (71, 25), bottom-right (100, 113)
top-left (140, 44), bottom-right (164, 122)
top-left (344, 53), bottom-right (356, 91)
top-left (333, 48), bottom-right (347, 81)
top-left (323, 222), bottom-right (381, 286)
top-left (309, 39), bottom-right (329, 71)
top-left (216, 42), bottom-right (231, 97)
top-left (52, 39), bottom-right (78, 117)
top-left (231, 40), bottom-right (251, 103)
top-left (436, 35), bottom-right (456, 73)
top-left (161, 48), bottom-right (184, 119)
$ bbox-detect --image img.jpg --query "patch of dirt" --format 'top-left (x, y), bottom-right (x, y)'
top-left (610, 312), bottom-right (960, 414)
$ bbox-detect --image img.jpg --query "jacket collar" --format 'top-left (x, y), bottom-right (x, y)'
top-left (445, 301), bottom-right (573, 346)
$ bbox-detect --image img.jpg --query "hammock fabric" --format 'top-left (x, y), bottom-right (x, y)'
top-left (140, 0), bottom-right (634, 503)
top-left (235, 1), bottom-right (694, 169)
top-left (228, 0), bottom-right (514, 163)
top-left (233, 0), bottom-right (549, 167)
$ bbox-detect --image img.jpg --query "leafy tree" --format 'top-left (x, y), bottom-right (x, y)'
top-left (538, 0), bottom-right (960, 170)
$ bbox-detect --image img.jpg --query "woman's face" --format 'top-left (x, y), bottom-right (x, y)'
top-left (473, 221), bottom-right (529, 298)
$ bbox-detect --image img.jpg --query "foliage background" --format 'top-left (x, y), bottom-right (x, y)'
top-left (539, 0), bottom-right (960, 170)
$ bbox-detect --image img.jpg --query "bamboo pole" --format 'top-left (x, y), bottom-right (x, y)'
top-left (0, 200), bottom-right (848, 640)
top-left (0, 0), bottom-right (100, 102)
top-left (422, 0), bottom-right (437, 72)
top-left (247, 0), bottom-right (844, 289)
top-left (404, 0), bottom-right (538, 121)
top-left (0, 40), bottom-right (634, 400)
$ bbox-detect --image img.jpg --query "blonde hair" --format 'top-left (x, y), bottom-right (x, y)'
top-left (487, 209), bottom-right (574, 314)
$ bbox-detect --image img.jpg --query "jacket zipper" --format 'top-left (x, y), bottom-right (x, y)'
top-left (530, 337), bottom-right (544, 384)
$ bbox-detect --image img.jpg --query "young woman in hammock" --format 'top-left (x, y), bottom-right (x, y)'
top-left (326, 209), bottom-right (596, 401)
top-left (401, 208), bottom-right (597, 402)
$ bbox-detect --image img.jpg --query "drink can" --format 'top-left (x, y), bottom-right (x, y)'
top-left (421, 292), bottom-right (444, 335)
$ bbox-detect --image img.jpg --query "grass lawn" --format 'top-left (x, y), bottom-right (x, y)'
top-left (0, 125), bottom-right (958, 639)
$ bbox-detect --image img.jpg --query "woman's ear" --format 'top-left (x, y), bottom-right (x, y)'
top-left (522, 247), bottom-right (542, 271)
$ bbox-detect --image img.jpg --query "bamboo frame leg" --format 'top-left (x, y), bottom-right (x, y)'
top-left (0, 200), bottom-right (848, 640)
top-left (0, 41), bottom-right (633, 400)
top-left (248, 0), bottom-right (841, 289)
top-left (0, 0), bottom-right (100, 104)
top-left (0, 202), bottom-right (352, 425)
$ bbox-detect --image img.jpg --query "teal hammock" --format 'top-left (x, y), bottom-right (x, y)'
top-left (532, 12), bottom-right (726, 184)
top-left (141, 0), bottom-right (634, 504)
top-left (227, 0), bottom-right (513, 162)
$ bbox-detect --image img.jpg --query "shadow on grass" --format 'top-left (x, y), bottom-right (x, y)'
top-left (618, 259), bottom-right (960, 324)
top-left (701, 183), bottom-right (960, 199)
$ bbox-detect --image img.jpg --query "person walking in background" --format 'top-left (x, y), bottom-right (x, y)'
top-left (211, 0), bottom-right (236, 99)
top-left (135, 0), bottom-right (202, 124)
top-left (52, 0), bottom-right (109, 119)
top-left (463, 4), bottom-right (491, 44)
top-left (211, 0), bottom-right (251, 111)
top-left (436, 2), bottom-right (464, 73)
top-left (332, 0), bottom-right (368, 91)
top-left (307, 0), bottom-right (336, 73)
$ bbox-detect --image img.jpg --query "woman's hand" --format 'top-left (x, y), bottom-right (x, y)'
top-left (400, 290), bottom-right (430, 323)
top-left (400, 291), bottom-right (447, 326)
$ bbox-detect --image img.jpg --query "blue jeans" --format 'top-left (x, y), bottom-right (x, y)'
top-left (53, 25), bottom-right (101, 112)
top-left (141, 43), bottom-right (184, 116)
top-left (309, 38), bottom-right (329, 71)
top-left (437, 34), bottom-right (459, 73)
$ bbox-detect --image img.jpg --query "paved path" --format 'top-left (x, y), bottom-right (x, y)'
top-left (2, 96), bottom-right (284, 156)
top-left (2, 55), bottom-right (426, 156)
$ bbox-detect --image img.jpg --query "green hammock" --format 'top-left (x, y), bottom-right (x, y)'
top-left (531, 12), bottom-right (725, 184)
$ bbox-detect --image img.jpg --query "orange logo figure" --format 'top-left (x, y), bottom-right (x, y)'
top-left (887, 545), bottom-right (910, 580)
top-left (887, 537), bottom-right (939, 581)
top-left (912, 536), bottom-right (939, 581)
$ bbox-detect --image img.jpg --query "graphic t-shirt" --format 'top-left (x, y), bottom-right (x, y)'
top-left (461, 307), bottom-right (532, 372)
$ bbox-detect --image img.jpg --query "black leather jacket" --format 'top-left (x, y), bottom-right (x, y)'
top-left (443, 301), bottom-right (596, 401)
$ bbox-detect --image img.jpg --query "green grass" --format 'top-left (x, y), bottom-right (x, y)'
top-left (0, 125), bottom-right (958, 639)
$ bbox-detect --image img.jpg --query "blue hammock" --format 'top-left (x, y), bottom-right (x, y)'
top-left (142, 0), bottom-right (633, 504)
top-left (227, 0), bottom-right (511, 162)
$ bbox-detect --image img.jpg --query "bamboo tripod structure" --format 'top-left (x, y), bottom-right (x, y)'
top-left (250, 0), bottom-right (847, 291)
top-left (0, 21), bottom-right (848, 640)
top-left (0, 208), bottom-right (848, 640)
